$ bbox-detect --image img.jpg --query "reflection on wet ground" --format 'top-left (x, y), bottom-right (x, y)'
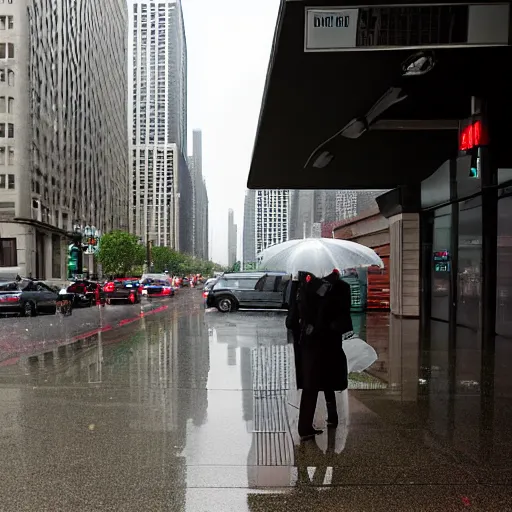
top-left (0, 291), bottom-right (511, 511)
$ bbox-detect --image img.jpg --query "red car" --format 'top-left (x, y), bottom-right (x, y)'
top-left (67, 280), bottom-right (105, 307)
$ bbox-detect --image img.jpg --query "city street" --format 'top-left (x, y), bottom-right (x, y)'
top-left (0, 290), bottom-right (511, 511)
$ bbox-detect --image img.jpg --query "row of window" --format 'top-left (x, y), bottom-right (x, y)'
top-left (0, 42), bottom-right (14, 59)
top-left (0, 68), bottom-right (14, 85)
top-left (0, 122), bottom-right (13, 137)
top-left (0, 96), bottom-right (13, 113)
top-left (0, 173), bottom-right (14, 189)
top-left (0, 146), bottom-right (14, 165)
top-left (0, 15), bottom-right (13, 30)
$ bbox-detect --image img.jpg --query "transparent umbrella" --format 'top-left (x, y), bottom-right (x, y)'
top-left (258, 238), bottom-right (383, 277)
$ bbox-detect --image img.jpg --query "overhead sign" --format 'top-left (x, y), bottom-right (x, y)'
top-left (305, 3), bottom-right (509, 52)
top-left (305, 8), bottom-right (359, 51)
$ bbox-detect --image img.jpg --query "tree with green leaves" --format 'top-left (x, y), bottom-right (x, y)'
top-left (97, 231), bottom-right (145, 277)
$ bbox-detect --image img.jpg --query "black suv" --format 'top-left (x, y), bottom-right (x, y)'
top-left (205, 272), bottom-right (291, 312)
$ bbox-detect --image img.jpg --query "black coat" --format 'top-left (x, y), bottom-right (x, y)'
top-left (292, 273), bottom-right (353, 391)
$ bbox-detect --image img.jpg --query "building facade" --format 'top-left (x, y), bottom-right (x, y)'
top-left (0, 0), bottom-right (129, 281)
top-left (254, 190), bottom-right (289, 260)
top-left (289, 189), bottom-right (387, 240)
top-left (129, 0), bottom-right (191, 251)
top-left (243, 189), bottom-right (256, 267)
top-left (227, 208), bottom-right (237, 268)
top-left (189, 130), bottom-right (208, 260)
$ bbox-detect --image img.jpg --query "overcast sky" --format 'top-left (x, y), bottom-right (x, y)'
top-left (182, 0), bottom-right (280, 265)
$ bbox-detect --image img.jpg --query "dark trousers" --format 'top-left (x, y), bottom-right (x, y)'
top-left (298, 389), bottom-right (336, 435)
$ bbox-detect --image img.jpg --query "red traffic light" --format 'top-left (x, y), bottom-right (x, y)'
top-left (459, 117), bottom-right (488, 153)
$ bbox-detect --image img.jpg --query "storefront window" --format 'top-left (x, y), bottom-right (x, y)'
top-left (457, 198), bottom-right (482, 330)
top-left (496, 193), bottom-right (512, 337)
top-left (431, 206), bottom-right (452, 322)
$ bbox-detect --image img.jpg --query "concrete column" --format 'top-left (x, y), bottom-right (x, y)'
top-left (61, 237), bottom-right (67, 283)
top-left (389, 213), bottom-right (420, 317)
top-left (389, 315), bottom-right (420, 401)
top-left (44, 233), bottom-right (52, 281)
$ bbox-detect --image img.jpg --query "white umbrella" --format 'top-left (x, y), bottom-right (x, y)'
top-left (258, 238), bottom-right (383, 277)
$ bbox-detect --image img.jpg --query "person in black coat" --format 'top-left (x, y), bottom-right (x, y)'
top-left (294, 269), bottom-right (353, 440)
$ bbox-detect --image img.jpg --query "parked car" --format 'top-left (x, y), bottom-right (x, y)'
top-left (140, 274), bottom-right (175, 297)
top-left (205, 272), bottom-right (291, 312)
top-left (0, 279), bottom-right (62, 316)
top-left (67, 280), bottom-right (105, 307)
top-left (103, 279), bottom-right (141, 305)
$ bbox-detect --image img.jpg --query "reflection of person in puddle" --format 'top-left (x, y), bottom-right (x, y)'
top-left (295, 427), bottom-right (337, 486)
top-left (291, 270), bottom-right (352, 441)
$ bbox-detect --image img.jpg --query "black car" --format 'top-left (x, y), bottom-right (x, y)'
top-left (103, 279), bottom-right (141, 305)
top-left (0, 279), bottom-right (62, 316)
top-left (205, 272), bottom-right (291, 312)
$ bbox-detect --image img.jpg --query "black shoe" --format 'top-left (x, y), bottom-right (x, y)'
top-left (299, 428), bottom-right (323, 441)
top-left (326, 402), bottom-right (338, 427)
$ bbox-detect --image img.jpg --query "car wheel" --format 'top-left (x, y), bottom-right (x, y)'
top-left (216, 296), bottom-right (236, 313)
top-left (23, 301), bottom-right (36, 317)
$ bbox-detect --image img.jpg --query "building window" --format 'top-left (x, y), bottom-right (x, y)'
top-left (0, 16), bottom-right (5, 30)
top-left (0, 174), bottom-right (4, 187)
top-left (0, 44), bottom-right (5, 59)
top-left (0, 96), bottom-right (5, 113)
top-left (8, 16), bottom-right (12, 29)
top-left (7, 173), bottom-right (13, 189)
top-left (7, 123), bottom-right (13, 138)
top-left (7, 69), bottom-right (13, 86)
top-left (7, 97), bottom-right (13, 113)
top-left (0, 238), bottom-right (16, 267)
top-left (0, 124), bottom-right (5, 137)
top-left (0, 147), bottom-right (4, 165)
top-left (8, 146), bottom-right (13, 164)
top-left (7, 43), bottom-right (13, 58)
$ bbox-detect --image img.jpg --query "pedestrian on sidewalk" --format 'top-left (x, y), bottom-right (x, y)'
top-left (289, 269), bottom-right (352, 441)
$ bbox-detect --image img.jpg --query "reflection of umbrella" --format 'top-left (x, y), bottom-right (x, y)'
top-left (259, 238), bottom-right (383, 277)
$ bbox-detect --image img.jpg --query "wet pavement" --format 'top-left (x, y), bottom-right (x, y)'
top-left (0, 290), bottom-right (511, 511)
top-left (0, 297), bottom-right (174, 365)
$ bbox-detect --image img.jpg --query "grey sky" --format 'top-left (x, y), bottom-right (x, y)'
top-left (182, 0), bottom-right (280, 265)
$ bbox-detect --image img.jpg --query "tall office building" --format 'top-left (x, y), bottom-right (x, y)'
top-left (254, 190), bottom-right (289, 260)
top-left (189, 130), bottom-right (208, 260)
top-left (0, 0), bottom-right (129, 280)
top-left (289, 190), bottom-right (387, 240)
top-left (227, 208), bottom-right (237, 267)
top-left (336, 190), bottom-right (387, 220)
top-left (289, 190), bottom-right (339, 239)
top-left (243, 189), bottom-right (256, 268)
top-left (129, 0), bottom-right (192, 250)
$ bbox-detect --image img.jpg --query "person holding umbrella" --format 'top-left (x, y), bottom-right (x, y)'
top-left (287, 269), bottom-right (353, 440)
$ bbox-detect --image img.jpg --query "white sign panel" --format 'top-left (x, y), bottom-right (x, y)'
top-left (305, 8), bottom-right (359, 52)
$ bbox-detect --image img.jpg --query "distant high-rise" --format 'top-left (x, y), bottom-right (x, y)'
top-left (289, 190), bottom-right (387, 240)
top-left (129, 0), bottom-right (192, 251)
top-left (243, 190), bottom-right (256, 267)
top-left (228, 209), bottom-right (237, 267)
top-left (254, 190), bottom-right (289, 260)
top-left (189, 130), bottom-right (209, 260)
